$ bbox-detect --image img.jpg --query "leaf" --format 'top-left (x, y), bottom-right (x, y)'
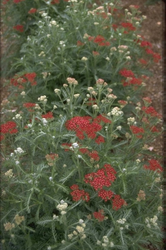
top-left (33, 132), bottom-right (46, 142)
top-left (68, 200), bottom-right (82, 211)
top-left (59, 169), bottom-right (77, 184)
top-left (55, 184), bottom-right (69, 194)
top-left (52, 222), bottom-right (57, 242)
top-left (59, 241), bottom-right (77, 250)
top-left (58, 115), bottom-right (67, 132)
top-left (24, 226), bottom-right (36, 233)
top-left (44, 194), bottom-right (59, 204)
top-left (111, 140), bottom-right (128, 149)
top-left (37, 217), bottom-right (53, 226)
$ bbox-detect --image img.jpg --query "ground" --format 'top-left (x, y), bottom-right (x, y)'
top-left (0, 1), bottom-right (164, 249)
top-left (121, 0), bottom-right (164, 160)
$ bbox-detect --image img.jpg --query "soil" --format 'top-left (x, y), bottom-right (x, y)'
top-left (121, 0), bottom-right (164, 161)
top-left (120, 2), bottom-right (165, 250)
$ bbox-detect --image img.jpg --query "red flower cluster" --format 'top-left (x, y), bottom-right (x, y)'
top-left (119, 68), bottom-right (135, 78)
top-left (93, 210), bottom-right (105, 221)
top-left (28, 8), bottom-right (37, 14)
top-left (150, 126), bottom-right (159, 133)
top-left (61, 143), bottom-right (72, 151)
top-left (95, 135), bottom-right (105, 144)
top-left (139, 58), bottom-right (148, 65)
top-left (42, 112), bottom-right (54, 119)
top-left (23, 103), bottom-right (36, 112)
top-left (88, 35), bottom-right (110, 47)
top-left (10, 73), bottom-right (37, 88)
top-left (118, 100), bottom-right (127, 107)
top-left (144, 159), bottom-right (163, 172)
top-left (2, 0), bottom-right (10, 4)
top-left (10, 76), bottom-right (26, 89)
top-left (93, 51), bottom-right (100, 56)
top-left (88, 150), bottom-right (100, 161)
top-left (142, 106), bottom-right (161, 118)
top-left (51, 0), bottom-right (60, 3)
top-left (96, 11), bottom-right (109, 19)
top-left (98, 189), bottom-right (113, 202)
top-left (93, 114), bottom-right (112, 124)
top-left (130, 125), bottom-right (144, 138)
top-left (13, 25), bottom-right (24, 32)
top-left (13, 0), bottom-right (24, 3)
top-left (0, 134), bottom-right (5, 141)
top-left (86, 97), bottom-right (97, 106)
top-left (50, 0), bottom-right (68, 4)
top-left (112, 24), bottom-right (118, 30)
top-left (140, 41), bottom-right (152, 48)
top-left (112, 195), bottom-right (127, 210)
top-left (84, 164), bottom-right (126, 209)
top-left (70, 185), bottom-right (90, 202)
top-left (0, 121), bottom-right (18, 136)
top-left (84, 164), bottom-right (116, 191)
top-left (146, 49), bottom-right (161, 63)
top-left (65, 116), bottom-right (102, 140)
top-left (24, 73), bottom-right (37, 86)
top-left (121, 22), bottom-right (136, 31)
top-left (107, 6), bottom-right (118, 13)
top-left (123, 77), bottom-right (142, 87)
top-left (132, 5), bottom-right (139, 8)
top-left (142, 97), bottom-right (152, 104)
top-left (78, 147), bottom-right (100, 161)
top-left (77, 40), bottom-right (84, 46)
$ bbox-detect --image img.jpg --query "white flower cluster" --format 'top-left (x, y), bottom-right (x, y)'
top-left (5, 169), bottom-right (14, 178)
top-left (117, 218), bottom-right (126, 224)
top-left (70, 142), bottom-right (79, 149)
top-left (87, 87), bottom-right (94, 92)
top-left (38, 20), bottom-right (45, 29)
top-left (34, 104), bottom-right (41, 110)
top-left (96, 78), bottom-right (107, 86)
top-left (42, 72), bottom-right (51, 79)
top-left (110, 47), bottom-right (117, 55)
top-left (158, 206), bottom-right (163, 212)
top-left (20, 91), bottom-right (26, 96)
top-left (56, 200), bottom-right (68, 215)
top-left (53, 214), bottom-right (59, 220)
top-left (117, 218), bottom-right (129, 230)
top-left (66, 77), bottom-right (78, 85)
top-left (92, 104), bottom-right (99, 110)
top-left (68, 0), bottom-right (78, 2)
top-left (145, 215), bottom-right (158, 228)
top-left (74, 94), bottom-right (80, 98)
top-left (68, 220), bottom-right (86, 240)
top-left (13, 114), bottom-right (22, 120)
top-left (49, 20), bottom-right (59, 27)
top-left (106, 93), bottom-right (117, 100)
top-left (38, 95), bottom-right (47, 103)
top-left (81, 57), bottom-right (88, 61)
top-left (60, 41), bottom-right (66, 47)
top-left (54, 88), bottom-right (61, 94)
top-left (38, 51), bottom-right (45, 57)
top-left (127, 117), bottom-right (136, 125)
top-left (42, 118), bottom-right (48, 126)
top-left (14, 147), bottom-right (24, 154)
top-left (117, 126), bottom-right (122, 131)
top-left (108, 107), bottom-right (123, 117)
top-left (97, 236), bottom-right (114, 248)
top-left (118, 45), bottom-right (128, 50)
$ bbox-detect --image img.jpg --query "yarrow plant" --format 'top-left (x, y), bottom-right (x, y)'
top-left (1, 0), bottom-right (163, 250)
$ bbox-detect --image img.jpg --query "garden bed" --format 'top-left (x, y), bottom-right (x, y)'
top-left (0, 1), bottom-right (164, 250)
